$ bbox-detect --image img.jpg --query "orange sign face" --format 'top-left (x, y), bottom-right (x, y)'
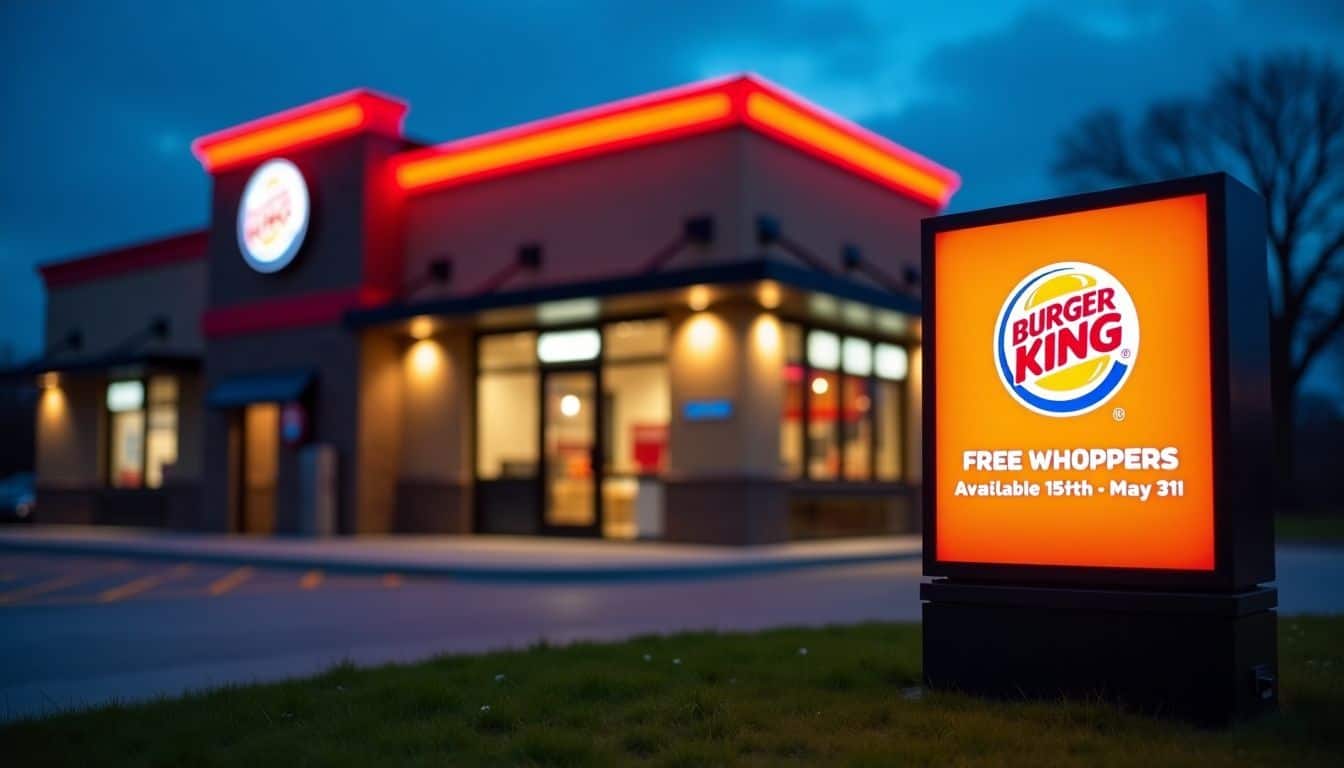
top-left (932, 193), bottom-right (1215, 571)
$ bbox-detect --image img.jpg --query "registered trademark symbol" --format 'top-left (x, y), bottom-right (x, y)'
top-left (1120, 348), bottom-right (1132, 359)
top-left (1112, 407), bottom-right (1126, 422)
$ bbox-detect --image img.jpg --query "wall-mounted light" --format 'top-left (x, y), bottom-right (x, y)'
top-left (409, 339), bottom-right (443, 376)
top-left (687, 313), bottom-right (718, 351)
top-left (39, 372), bottom-right (60, 390)
top-left (811, 376), bottom-right (830, 395)
top-left (408, 316), bottom-right (436, 340)
top-left (758, 281), bottom-right (781, 310)
top-left (687, 285), bottom-right (711, 312)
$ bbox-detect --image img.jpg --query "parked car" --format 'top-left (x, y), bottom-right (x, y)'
top-left (0, 472), bottom-right (34, 523)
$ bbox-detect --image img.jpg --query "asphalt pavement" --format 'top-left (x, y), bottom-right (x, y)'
top-left (1, 544), bottom-right (1340, 723)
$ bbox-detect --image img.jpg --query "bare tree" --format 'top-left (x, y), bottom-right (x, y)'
top-left (1052, 51), bottom-right (1344, 504)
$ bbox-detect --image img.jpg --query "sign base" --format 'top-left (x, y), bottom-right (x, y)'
top-left (921, 580), bottom-right (1277, 726)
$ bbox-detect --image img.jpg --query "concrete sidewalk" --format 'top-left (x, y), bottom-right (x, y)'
top-left (0, 526), bottom-right (920, 581)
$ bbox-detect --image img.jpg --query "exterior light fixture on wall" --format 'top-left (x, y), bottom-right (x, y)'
top-left (39, 372), bottom-right (60, 390)
top-left (758, 281), bottom-right (782, 309)
top-left (537, 329), bottom-right (601, 363)
top-left (684, 215), bottom-right (715, 246)
top-left (687, 285), bottom-right (711, 312)
top-left (408, 316), bottom-right (436, 340)
top-left (518, 243), bottom-right (544, 269)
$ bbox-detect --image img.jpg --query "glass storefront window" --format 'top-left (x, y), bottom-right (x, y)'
top-left (807, 370), bottom-right (839, 480)
top-left (107, 376), bottom-right (178, 489)
top-left (146, 377), bottom-right (178, 488)
top-left (477, 368), bottom-right (539, 479)
top-left (605, 319), bottom-right (668, 361)
top-left (874, 378), bottom-right (903, 481)
top-left (109, 408), bottom-right (145, 488)
top-left (603, 319), bottom-right (669, 540)
top-left (781, 323), bottom-right (804, 477)
top-left (842, 375), bottom-right (872, 480)
top-left (780, 323), bottom-right (909, 484)
top-left (479, 331), bottom-right (536, 370)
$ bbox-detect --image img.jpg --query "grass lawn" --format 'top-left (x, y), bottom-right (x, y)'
top-left (6, 617), bottom-right (1343, 767)
top-left (1277, 514), bottom-right (1344, 544)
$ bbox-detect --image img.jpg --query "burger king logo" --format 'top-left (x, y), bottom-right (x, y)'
top-left (994, 261), bottom-right (1138, 417)
top-left (237, 158), bottom-right (309, 274)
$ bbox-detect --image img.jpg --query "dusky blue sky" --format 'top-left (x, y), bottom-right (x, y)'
top-left (2, 1), bottom-right (1341, 390)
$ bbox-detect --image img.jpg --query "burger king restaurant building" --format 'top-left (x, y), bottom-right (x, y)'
top-left (20, 75), bottom-right (958, 544)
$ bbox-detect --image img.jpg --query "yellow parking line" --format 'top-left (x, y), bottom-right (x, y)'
top-left (207, 566), bottom-right (255, 596)
top-left (381, 573), bottom-right (403, 588)
top-left (299, 570), bottom-right (324, 590)
top-left (98, 564), bottom-right (194, 603)
top-left (0, 573), bottom-right (88, 606)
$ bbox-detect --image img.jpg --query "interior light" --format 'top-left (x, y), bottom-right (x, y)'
top-left (537, 329), bottom-right (601, 363)
top-left (811, 376), bottom-right (830, 395)
top-left (408, 316), bottom-right (435, 340)
top-left (560, 394), bottom-right (581, 417)
top-left (842, 337), bottom-right (873, 376)
top-left (875, 343), bottom-right (909, 380)
top-left (807, 330), bottom-right (840, 371)
top-left (106, 380), bottom-right (145, 412)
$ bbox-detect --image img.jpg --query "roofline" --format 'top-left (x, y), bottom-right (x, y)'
top-left (344, 258), bottom-right (921, 328)
top-left (37, 230), bottom-right (209, 289)
top-left (192, 89), bottom-right (409, 173)
top-left (391, 73), bottom-right (960, 209)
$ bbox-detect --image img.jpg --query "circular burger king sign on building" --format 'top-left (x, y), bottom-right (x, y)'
top-left (995, 261), bottom-right (1139, 417)
top-left (237, 158), bottom-right (309, 273)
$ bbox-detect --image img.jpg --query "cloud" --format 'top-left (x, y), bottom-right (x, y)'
top-left (863, 1), bottom-right (1343, 212)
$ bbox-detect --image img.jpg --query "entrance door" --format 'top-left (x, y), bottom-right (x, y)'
top-left (541, 368), bottom-right (601, 536)
top-left (239, 403), bottom-right (279, 534)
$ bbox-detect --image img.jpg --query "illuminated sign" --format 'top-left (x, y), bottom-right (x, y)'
top-left (994, 261), bottom-right (1139, 416)
top-left (106, 380), bottom-right (144, 412)
top-left (922, 174), bottom-right (1275, 588)
top-left (237, 159), bottom-right (309, 274)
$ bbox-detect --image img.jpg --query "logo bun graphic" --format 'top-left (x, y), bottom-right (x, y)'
top-left (994, 261), bottom-right (1139, 417)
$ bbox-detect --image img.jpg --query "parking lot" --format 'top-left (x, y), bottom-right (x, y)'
top-left (2, 544), bottom-right (1340, 723)
top-left (0, 552), bottom-right (406, 609)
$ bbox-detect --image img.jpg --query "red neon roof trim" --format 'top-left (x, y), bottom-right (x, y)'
top-left (392, 74), bottom-right (960, 208)
top-left (193, 89), bottom-right (408, 173)
top-left (39, 230), bottom-right (208, 288)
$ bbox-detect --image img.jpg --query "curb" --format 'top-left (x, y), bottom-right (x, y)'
top-left (0, 536), bottom-right (920, 583)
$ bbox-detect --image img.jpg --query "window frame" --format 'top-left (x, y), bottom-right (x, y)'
top-left (104, 373), bottom-right (179, 490)
top-left (782, 319), bottom-right (913, 485)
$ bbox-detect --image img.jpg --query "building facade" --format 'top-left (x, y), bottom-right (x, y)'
top-left (19, 75), bottom-right (958, 544)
